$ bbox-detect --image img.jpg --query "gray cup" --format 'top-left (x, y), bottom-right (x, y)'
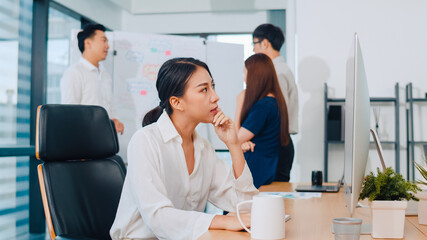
top-left (332, 218), bottom-right (362, 240)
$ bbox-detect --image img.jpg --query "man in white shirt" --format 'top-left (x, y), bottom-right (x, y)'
top-left (252, 23), bottom-right (298, 182)
top-left (61, 24), bottom-right (124, 134)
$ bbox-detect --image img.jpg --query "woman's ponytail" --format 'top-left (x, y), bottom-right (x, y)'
top-left (142, 106), bottom-right (164, 127)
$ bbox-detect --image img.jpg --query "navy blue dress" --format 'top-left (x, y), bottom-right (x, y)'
top-left (242, 96), bottom-right (281, 188)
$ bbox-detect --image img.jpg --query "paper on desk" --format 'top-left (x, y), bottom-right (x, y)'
top-left (259, 192), bottom-right (322, 199)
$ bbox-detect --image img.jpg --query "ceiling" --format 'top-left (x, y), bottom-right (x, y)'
top-left (108, 0), bottom-right (286, 15)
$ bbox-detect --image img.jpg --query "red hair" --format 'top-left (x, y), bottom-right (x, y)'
top-left (240, 53), bottom-right (290, 146)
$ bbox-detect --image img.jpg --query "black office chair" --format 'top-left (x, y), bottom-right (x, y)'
top-left (36, 104), bottom-right (126, 240)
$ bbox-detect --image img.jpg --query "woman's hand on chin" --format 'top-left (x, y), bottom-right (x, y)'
top-left (213, 108), bottom-right (239, 146)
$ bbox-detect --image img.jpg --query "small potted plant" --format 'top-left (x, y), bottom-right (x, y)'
top-left (414, 160), bottom-right (427, 225)
top-left (359, 167), bottom-right (420, 239)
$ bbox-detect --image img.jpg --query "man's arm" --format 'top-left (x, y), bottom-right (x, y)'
top-left (112, 118), bottom-right (124, 135)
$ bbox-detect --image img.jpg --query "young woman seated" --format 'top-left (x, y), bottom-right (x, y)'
top-left (110, 58), bottom-right (259, 240)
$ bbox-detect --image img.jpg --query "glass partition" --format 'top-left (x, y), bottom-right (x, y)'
top-left (0, 0), bottom-right (33, 238)
top-left (46, 7), bottom-right (80, 104)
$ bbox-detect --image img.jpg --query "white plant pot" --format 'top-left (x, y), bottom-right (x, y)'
top-left (417, 192), bottom-right (427, 225)
top-left (371, 200), bottom-right (407, 239)
top-left (405, 198), bottom-right (418, 215)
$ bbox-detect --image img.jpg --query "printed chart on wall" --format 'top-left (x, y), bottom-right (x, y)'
top-left (112, 32), bottom-right (206, 161)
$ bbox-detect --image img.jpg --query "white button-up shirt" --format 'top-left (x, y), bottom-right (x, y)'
top-left (110, 112), bottom-right (258, 240)
top-left (60, 57), bottom-right (113, 117)
top-left (273, 56), bottom-right (299, 134)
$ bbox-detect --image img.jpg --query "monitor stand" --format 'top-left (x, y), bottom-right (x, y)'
top-left (333, 129), bottom-right (386, 235)
top-left (356, 129), bottom-right (385, 235)
top-left (360, 223), bottom-right (372, 234)
top-left (355, 202), bottom-right (371, 234)
top-left (358, 128), bottom-right (386, 235)
top-left (370, 128), bottom-right (387, 173)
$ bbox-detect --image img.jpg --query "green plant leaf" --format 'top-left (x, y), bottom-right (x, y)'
top-left (359, 167), bottom-right (420, 201)
top-left (415, 161), bottom-right (427, 186)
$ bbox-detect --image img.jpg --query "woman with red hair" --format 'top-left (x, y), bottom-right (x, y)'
top-left (235, 53), bottom-right (290, 188)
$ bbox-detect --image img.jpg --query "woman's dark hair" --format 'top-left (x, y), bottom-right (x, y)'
top-left (240, 53), bottom-right (290, 146)
top-left (142, 57), bottom-right (212, 127)
top-left (77, 24), bottom-right (106, 53)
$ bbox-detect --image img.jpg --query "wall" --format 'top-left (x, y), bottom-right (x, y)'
top-left (293, 0), bottom-right (427, 182)
top-left (121, 10), bottom-right (268, 34)
top-left (114, 0), bottom-right (285, 14)
top-left (54, 0), bottom-right (427, 183)
top-left (53, 0), bottom-right (122, 30)
top-left (120, 1), bottom-right (296, 74)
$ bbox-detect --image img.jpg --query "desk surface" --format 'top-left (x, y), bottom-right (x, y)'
top-left (200, 182), bottom-right (427, 240)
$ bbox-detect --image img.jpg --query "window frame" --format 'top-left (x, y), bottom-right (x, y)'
top-left (0, 0), bottom-right (106, 234)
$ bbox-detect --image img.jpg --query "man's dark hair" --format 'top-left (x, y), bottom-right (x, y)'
top-left (253, 23), bottom-right (285, 51)
top-left (77, 24), bottom-right (106, 53)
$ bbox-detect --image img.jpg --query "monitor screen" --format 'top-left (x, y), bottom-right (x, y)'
top-left (343, 33), bottom-right (371, 216)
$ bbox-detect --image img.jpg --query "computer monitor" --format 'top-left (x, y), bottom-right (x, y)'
top-left (343, 33), bottom-right (371, 217)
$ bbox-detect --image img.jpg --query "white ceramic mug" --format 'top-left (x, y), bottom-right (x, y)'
top-left (236, 195), bottom-right (285, 240)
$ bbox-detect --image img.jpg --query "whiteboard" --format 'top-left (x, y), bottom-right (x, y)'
top-left (69, 31), bottom-right (244, 159)
top-left (112, 32), bottom-right (205, 160)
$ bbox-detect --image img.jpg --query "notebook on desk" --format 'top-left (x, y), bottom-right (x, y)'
top-left (295, 179), bottom-right (342, 193)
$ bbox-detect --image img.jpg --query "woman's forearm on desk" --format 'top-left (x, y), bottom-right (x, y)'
top-left (209, 214), bottom-right (251, 231)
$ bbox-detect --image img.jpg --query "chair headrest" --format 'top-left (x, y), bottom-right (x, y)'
top-left (36, 104), bottom-right (119, 162)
